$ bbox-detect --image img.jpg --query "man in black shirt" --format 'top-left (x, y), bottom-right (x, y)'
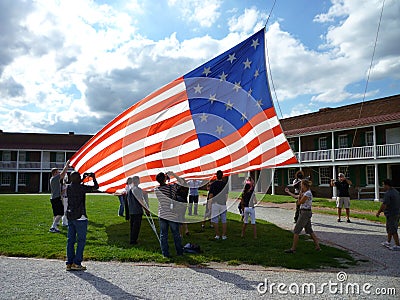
top-left (209, 170), bottom-right (229, 240)
top-left (66, 172), bottom-right (99, 271)
top-left (331, 173), bottom-right (352, 223)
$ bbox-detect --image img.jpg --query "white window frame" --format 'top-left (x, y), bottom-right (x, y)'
top-left (2, 151), bottom-right (11, 162)
top-left (18, 173), bottom-right (28, 186)
top-left (288, 168), bottom-right (296, 185)
top-left (1, 172), bottom-right (12, 186)
top-left (319, 167), bottom-right (330, 185)
top-left (366, 165), bottom-right (375, 186)
top-left (56, 152), bottom-right (64, 162)
top-left (18, 151), bottom-right (26, 162)
top-left (319, 137), bottom-right (327, 150)
top-left (365, 131), bottom-right (373, 146)
top-left (338, 134), bottom-right (348, 148)
top-left (337, 166), bottom-right (349, 179)
top-left (289, 140), bottom-right (296, 152)
top-left (274, 173), bottom-right (279, 186)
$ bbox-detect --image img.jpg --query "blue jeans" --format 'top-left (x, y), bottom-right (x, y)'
top-left (66, 219), bottom-right (88, 265)
top-left (159, 218), bottom-right (183, 257)
top-left (118, 195), bottom-right (125, 216)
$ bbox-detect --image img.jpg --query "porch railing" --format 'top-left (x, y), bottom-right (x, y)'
top-left (298, 143), bottom-right (400, 162)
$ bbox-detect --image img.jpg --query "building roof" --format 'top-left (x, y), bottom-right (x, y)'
top-left (0, 132), bottom-right (92, 151)
top-left (280, 94), bottom-right (400, 136)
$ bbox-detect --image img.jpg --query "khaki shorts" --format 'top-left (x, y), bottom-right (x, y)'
top-left (293, 210), bottom-right (313, 235)
top-left (336, 197), bottom-right (350, 209)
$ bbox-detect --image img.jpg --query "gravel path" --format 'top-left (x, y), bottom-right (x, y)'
top-left (1, 202), bottom-right (399, 299)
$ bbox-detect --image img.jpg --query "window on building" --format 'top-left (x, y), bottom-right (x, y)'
top-left (366, 165), bottom-right (375, 186)
top-left (288, 168), bottom-right (296, 185)
top-left (338, 135), bottom-right (348, 148)
top-left (365, 131), bottom-right (373, 146)
top-left (0, 172), bottom-right (12, 186)
top-left (2, 151), bottom-right (11, 162)
top-left (18, 173), bottom-right (28, 186)
top-left (56, 152), bottom-right (64, 162)
top-left (319, 167), bottom-right (331, 185)
top-left (289, 140), bottom-right (296, 152)
top-left (319, 137), bottom-right (327, 150)
top-left (274, 171), bottom-right (279, 186)
top-left (19, 151), bottom-right (26, 162)
top-left (337, 166), bottom-right (350, 179)
top-left (386, 127), bottom-right (400, 144)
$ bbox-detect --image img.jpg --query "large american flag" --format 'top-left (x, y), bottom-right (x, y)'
top-left (70, 28), bottom-right (297, 192)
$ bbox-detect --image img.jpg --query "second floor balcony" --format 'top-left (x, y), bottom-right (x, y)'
top-left (298, 143), bottom-right (400, 163)
top-left (0, 161), bottom-right (68, 170)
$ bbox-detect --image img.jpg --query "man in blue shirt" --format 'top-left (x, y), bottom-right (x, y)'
top-left (377, 179), bottom-right (400, 251)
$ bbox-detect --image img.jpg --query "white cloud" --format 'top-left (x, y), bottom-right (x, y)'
top-left (313, 0), bottom-right (349, 23)
top-left (167, 0), bottom-right (222, 28)
top-left (266, 0), bottom-right (400, 104)
top-left (0, 0), bottom-right (399, 134)
top-left (228, 7), bottom-right (267, 34)
top-left (282, 103), bottom-right (313, 118)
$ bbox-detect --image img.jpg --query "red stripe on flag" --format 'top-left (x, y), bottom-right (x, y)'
top-left (70, 78), bottom-right (185, 166)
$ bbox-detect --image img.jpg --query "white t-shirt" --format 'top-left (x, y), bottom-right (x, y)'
top-left (300, 190), bottom-right (312, 210)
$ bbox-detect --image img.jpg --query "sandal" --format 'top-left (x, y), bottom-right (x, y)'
top-left (284, 248), bottom-right (296, 254)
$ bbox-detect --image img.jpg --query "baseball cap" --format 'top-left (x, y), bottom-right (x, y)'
top-left (338, 173), bottom-right (345, 177)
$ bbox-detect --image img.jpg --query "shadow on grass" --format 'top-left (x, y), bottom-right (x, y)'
top-left (105, 221), bottom-right (131, 248)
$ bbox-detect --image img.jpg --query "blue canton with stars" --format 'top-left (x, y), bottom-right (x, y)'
top-left (183, 28), bottom-right (272, 147)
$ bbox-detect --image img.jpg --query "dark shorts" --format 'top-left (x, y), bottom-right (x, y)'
top-left (189, 195), bottom-right (199, 203)
top-left (386, 214), bottom-right (400, 235)
top-left (293, 210), bottom-right (313, 235)
top-left (50, 197), bottom-right (64, 216)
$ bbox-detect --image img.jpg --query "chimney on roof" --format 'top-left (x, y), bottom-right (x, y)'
top-left (319, 107), bottom-right (332, 112)
top-left (69, 131), bottom-right (74, 135)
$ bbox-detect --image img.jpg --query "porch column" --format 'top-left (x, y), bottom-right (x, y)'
top-left (373, 125), bottom-right (377, 159)
top-left (331, 131), bottom-right (335, 162)
top-left (15, 150), bottom-right (19, 193)
top-left (39, 150), bottom-right (43, 193)
top-left (298, 136), bottom-right (301, 164)
top-left (374, 163), bottom-right (379, 202)
top-left (271, 168), bottom-right (275, 195)
top-left (332, 165), bottom-right (337, 199)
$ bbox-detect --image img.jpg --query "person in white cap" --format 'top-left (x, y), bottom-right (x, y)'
top-left (330, 173), bottom-right (352, 223)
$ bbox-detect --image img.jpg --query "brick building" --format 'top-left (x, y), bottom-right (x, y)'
top-left (271, 94), bottom-right (400, 200)
top-left (0, 132), bottom-right (90, 193)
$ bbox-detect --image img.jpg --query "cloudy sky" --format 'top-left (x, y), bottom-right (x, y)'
top-left (0, 0), bottom-right (399, 134)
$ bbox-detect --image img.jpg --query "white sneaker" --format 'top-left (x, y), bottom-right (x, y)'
top-left (389, 245), bottom-right (400, 251)
top-left (214, 235), bottom-right (220, 240)
top-left (381, 241), bottom-right (391, 248)
top-left (222, 235), bottom-right (227, 240)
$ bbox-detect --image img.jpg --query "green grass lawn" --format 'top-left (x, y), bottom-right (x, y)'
top-left (0, 194), bottom-right (356, 269)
